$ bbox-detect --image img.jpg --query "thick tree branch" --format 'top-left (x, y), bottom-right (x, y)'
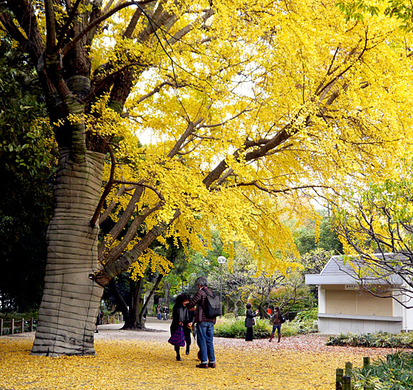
top-left (92, 210), bottom-right (181, 286)
top-left (62, 0), bottom-right (156, 56)
top-left (167, 118), bottom-right (204, 158)
top-left (45, 0), bottom-right (57, 50)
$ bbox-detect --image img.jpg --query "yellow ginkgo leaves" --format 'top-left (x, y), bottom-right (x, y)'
top-left (0, 335), bottom-right (390, 390)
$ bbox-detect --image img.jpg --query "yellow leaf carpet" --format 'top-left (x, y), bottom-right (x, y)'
top-left (0, 332), bottom-right (394, 390)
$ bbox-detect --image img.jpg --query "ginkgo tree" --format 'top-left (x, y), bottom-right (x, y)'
top-left (332, 157), bottom-right (413, 308)
top-left (1, 0), bottom-right (413, 356)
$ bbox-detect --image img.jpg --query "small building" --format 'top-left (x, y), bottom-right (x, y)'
top-left (305, 254), bottom-right (413, 334)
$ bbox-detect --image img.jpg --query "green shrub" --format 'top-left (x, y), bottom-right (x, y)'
top-left (214, 317), bottom-right (247, 338)
top-left (0, 311), bottom-right (38, 319)
top-left (295, 307), bottom-right (318, 321)
top-left (352, 352), bottom-right (413, 389)
top-left (327, 331), bottom-right (413, 349)
top-left (214, 317), bottom-right (275, 339)
top-left (214, 309), bottom-right (318, 339)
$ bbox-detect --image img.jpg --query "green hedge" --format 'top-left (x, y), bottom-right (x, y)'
top-left (214, 317), bottom-right (271, 339)
top-left (214, 310), bottom-right (318, 339)
top-left (326, 331), bottom-right (413, 349)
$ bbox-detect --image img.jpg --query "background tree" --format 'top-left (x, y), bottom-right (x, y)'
top-left (295, 215), bottom-right (343, 256)
top-left (0, 35), bottom-right (56, 312)
top-left (1, 0), bottom-right (413, 356)
top-left (333, 157), bottom-right (413, 308)
top-left (106, 237), bottom-right (184, 329)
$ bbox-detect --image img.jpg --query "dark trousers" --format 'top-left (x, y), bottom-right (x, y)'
top-left (183, 325), bottom-right (192, 347)
top-left (245, 327), bottom-right (253, 341)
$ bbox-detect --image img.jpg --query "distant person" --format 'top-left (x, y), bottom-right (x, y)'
top-left (185, 276), bottom-right (216, 368)
top-left (95, 310), bottom-right (103, 333)
top-left (245, 303), bottom-right (259, 341)
top-left (269, 306), bottom-right (283, 342)
top-left (163, 305), bottom-right (169, 320)
top-left (157, 305), bottom-right (162, 320)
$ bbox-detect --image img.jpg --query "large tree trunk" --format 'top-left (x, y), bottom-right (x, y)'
top-left (31, 150), bottom-right (105, 356)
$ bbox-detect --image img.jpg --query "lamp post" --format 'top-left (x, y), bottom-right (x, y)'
top-left (217, 256), bottom-right (226, 316)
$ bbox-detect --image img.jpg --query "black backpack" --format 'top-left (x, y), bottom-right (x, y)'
top-left (203, 289), bottom-right (221, 318)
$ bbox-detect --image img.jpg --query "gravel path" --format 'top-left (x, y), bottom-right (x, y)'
top-left (94, 317), bottom-right (172, 342)
top-left (94, 318), bottom-right (397, 358)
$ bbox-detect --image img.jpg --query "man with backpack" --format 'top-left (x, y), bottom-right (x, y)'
top-left (185, 276), bottom-right (217, 368)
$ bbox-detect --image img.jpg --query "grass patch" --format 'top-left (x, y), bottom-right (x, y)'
top-left (352, 352), bottom-right (413, 389)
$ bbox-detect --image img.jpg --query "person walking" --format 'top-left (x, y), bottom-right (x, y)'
top-left (95, 309), bottom-right (103, 333)
top-left (269, 306), bottom-right (283, 342)
top-left (163, 305), bottom-right (169, 320)
top-left (170, 294), bottom-right (191, 361)
top-left (185, 276), bottom-right (216, 368)
top-left (245, 303), bottom-right (259, 341)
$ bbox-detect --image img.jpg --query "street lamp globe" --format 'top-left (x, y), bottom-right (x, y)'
top-left (217, 256), bottom-right (226, 264)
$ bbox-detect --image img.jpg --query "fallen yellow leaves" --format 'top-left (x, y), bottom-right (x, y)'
top-left (0, 337), bottom-right (389, 389)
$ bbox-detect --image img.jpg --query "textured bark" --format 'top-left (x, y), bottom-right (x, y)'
top-left (31, 150), bottom-right (105, 356)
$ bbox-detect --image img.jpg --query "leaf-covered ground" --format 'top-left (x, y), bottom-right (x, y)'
top-left (0, 328), bottom-right (399, 389)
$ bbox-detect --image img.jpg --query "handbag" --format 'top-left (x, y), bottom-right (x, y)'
top-left (168, 325), bottom-right (185, 347)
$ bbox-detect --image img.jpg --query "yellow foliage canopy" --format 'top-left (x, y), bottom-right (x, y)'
top-left (17, 0), bottom-right (412, 278)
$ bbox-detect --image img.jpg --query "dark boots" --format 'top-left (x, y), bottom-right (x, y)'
top-left (175, 346), bottom-right (181, 361)
top-left (269, 333), bottom-right (281, 342)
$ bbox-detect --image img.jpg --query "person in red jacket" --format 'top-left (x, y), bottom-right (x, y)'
top-left (185, 276), bottom-right (216, 368)
top-left (269, 306), bottom-right (283, 342)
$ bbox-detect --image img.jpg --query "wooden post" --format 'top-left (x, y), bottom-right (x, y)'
top-left (345, 362), bottom-right (353, 377)
top-left (336, 368), bottom-right (343, 390)
top-left (11, 318), bottom-right (14, 335)
top-left (0, 319), bottom-right (3, 336)
top-left (363, 357), bottom-right (370, 368)
top-left (29, 318), bottom-right (34, 332)
top-left (21, 318), bottom-right (25, 333)
top-left (343, 375), bottom-right (351, 390)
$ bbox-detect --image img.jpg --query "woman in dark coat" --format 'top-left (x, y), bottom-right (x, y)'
top-left (170, 294), bottom-right (192, 360)
top-left (245, 303), bottom-right (259, 341)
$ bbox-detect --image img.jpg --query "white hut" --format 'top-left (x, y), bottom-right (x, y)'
top-left (305, 254), bottom-right (413, 334)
